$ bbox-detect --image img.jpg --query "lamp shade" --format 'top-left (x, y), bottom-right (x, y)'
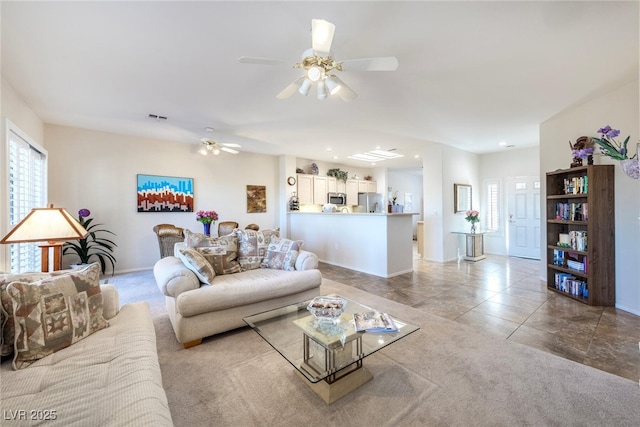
top-left (0, 206), bottom-right (89, 244)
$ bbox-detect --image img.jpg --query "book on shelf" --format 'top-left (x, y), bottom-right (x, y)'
top-left (555, 202), bottom-right (588, 221)
top-left (353, 311), bottom-right (398, 332)
top-left (553, 249), bottom-right (565, 266)
top-left (554, 273), bottom-right (587, 297)
top-left (563, 175), bottom-right (588, 195)
top-left (569, 231), bottom-right (587, 251)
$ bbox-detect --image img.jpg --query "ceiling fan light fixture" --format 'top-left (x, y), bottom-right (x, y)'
top-left (298, 78), bottom-right (312, 96)
top-left (307, 66), bottom-right (323, 82)
top-left (325, 75), bottom-right (342, 95)
top-left (317, 80), bottom-right (328, 100)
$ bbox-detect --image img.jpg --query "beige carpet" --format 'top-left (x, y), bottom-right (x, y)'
top-left (113, 271), bottom-right (640, 426)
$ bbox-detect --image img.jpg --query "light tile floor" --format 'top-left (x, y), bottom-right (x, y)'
top-left (318, 249), bottom-right (640, 382)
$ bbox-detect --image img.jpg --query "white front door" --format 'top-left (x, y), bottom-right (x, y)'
top-left (507, 177), bottom-right (541, 259)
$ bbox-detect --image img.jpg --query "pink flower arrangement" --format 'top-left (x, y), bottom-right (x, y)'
top-left (195, 210), bottom-right (219, 224)
top-left (465, 210), bottom-right (480, 223)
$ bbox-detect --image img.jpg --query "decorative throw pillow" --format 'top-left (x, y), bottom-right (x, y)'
top-left (177, 248), bottom-right (216, 285)
top-left (184, 229), bottom-right (210, 248)
top-left (0, 270), bottom-right (70, 357)
top-left (195, 234), bottom-right (242, 275)
top-left (236, 228), bottom-right (280, 271)
top-left (261, 237), bottom-right (303, 271)
top-left (7, 263), bottom-right (108, 369)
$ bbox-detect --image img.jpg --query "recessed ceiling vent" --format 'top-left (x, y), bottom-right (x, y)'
top-left (148, 114), bottom-right (168, 121)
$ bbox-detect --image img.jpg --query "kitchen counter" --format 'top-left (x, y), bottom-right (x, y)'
top-left (287, 211), bottom-right (415, 278)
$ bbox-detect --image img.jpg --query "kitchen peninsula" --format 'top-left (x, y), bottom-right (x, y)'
top-left (288, 212), bottom-right (416, 278)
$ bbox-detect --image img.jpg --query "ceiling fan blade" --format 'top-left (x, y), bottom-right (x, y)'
top-left (330, 76), bottom-right (358, 102)
top-left (238, 56), bottom-right (291, 66)
top-left (311, 19), bottom-right (335, 54)
top-left (221, 147), bottom-right (239, 155)
top-left (221, 142), bottom-right (241, 148)
top-left (276, 77), bottom-right (305, 99)
top-left (340, 57), bottom-right (399, 71)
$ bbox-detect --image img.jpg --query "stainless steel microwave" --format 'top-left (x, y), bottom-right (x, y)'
top-left (327, 192), bottom-right (346, 205)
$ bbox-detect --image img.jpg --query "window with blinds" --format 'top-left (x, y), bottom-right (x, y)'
top-left (7, 127), bottom-right (47, 273)
top-left (486, 180), bottom-right (500, 231)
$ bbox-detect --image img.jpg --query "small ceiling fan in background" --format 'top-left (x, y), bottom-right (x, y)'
top-left (198, 127), bottom-right (241, 156)
top-left (238, 19), bottom-right (399, 101)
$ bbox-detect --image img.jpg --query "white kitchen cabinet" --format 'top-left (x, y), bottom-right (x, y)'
top-left (313, 176), bottom-right (328, 204)
top-left (345, 180), bottom-right (359, 205)
top-left (297, 174), bottom-right (314, 205)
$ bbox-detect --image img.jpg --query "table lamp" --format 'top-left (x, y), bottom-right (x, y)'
top-left (0, 205), bottom-right (89, 272)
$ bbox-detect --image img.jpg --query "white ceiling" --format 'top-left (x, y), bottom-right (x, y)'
top-left (2, 1), bottom-right (638, 169)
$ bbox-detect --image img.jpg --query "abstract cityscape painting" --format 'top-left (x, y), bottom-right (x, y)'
top-left (137, 174), bottom-right (194, 212)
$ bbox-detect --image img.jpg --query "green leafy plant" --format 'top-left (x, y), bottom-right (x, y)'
top-left (327, 168), bottom-right (349, 182)
top-left (63, 208), bottom-right (117, 275)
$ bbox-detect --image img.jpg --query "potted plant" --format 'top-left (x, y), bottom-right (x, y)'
top-left (327, 168), bottom-right (349, 182)
top-left (63, 208), bottom-right (117, 275)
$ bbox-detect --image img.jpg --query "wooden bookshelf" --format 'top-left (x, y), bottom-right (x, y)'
top-left (545, 165), bottom-right (615, 306)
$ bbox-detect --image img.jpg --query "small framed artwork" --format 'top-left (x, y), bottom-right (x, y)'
top-left (137, 174), bottom-right (194, 212)
top-left (454, 183), bottom-right (472, 213)
top-left (246, 185), bottom-right (266, 213)
top-left (404, 192), bottom-right (413, 212)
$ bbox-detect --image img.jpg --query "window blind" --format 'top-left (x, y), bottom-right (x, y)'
top-left (7, 128), bottom-right (47, 273)
top-left (486, 181), bottom-right (500, 231)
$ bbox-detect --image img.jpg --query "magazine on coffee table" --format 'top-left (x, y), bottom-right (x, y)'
top-left (353, 311), bottom-right (398, 332)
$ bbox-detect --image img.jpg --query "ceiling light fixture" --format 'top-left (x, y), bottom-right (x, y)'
top-left (348, 149), bottom-right (404, 163)
top-left (199, 138), bottom-right (240, 156)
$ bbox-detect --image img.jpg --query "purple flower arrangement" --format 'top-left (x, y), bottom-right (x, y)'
top-left (196, 210), bottom-right (219, 224)
top-left (592, 126), bottom-right (634, 161)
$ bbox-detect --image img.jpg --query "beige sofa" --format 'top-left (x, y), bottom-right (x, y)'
top-left (153, 243), bottom-right (322, 348)
top-left (0, 284), bottom-right (173, 427)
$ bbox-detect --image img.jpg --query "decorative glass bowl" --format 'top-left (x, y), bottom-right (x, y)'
top-left (307, 296), bottom-right (347, 324)
top-left (620, 159), bottom-right (640, 180)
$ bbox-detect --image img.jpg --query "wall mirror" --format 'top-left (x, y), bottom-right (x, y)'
top-left (454, 184), bottom-right (472, 213)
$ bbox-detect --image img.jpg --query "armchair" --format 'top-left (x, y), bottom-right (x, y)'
top-left (153, 224), bottom-right (184, 258)
top-left (217, 221), bottom-right (238, 236)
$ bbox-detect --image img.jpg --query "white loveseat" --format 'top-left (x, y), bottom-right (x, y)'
top-left (0, 283), bottom-right (173, 426)
top-left (153, 241), bottom-right (322, 348)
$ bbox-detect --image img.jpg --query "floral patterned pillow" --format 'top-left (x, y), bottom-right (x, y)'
top-left (261, 237), bottom-right (303, 271)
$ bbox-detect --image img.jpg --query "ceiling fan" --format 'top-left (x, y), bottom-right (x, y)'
top-left (198, 128), bottom-right (241, 156)
top-left (238, 19), bottom-right (399, 101)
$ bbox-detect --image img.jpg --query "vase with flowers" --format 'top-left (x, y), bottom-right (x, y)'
top-left (465, 210), bottom-right (480, 234)
top-left (592, 125), bottom-right (639, 180)
top-left (196, 210), bottom-right (219, 236)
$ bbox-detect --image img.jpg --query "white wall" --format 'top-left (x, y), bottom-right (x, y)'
top-left (540, 79), bottom-right (640, 315)
top-left (45, 124), bottom-right (281, 273)
top-left (480, 146), bottom-right (540, 255)
top-left (443, 145), bottom-right (480, 262)
top-left (388, 170), bottom-right (423, 237)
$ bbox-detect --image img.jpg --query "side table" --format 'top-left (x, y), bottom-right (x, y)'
top-left (452, 231), bottom-right (486, 261)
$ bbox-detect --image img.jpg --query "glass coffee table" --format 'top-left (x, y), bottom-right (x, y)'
top-left (243, 295), bottom-right (419, 404)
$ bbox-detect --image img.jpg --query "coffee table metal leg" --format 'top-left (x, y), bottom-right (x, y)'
top-left (295, 363), bottom-right (373, 404)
